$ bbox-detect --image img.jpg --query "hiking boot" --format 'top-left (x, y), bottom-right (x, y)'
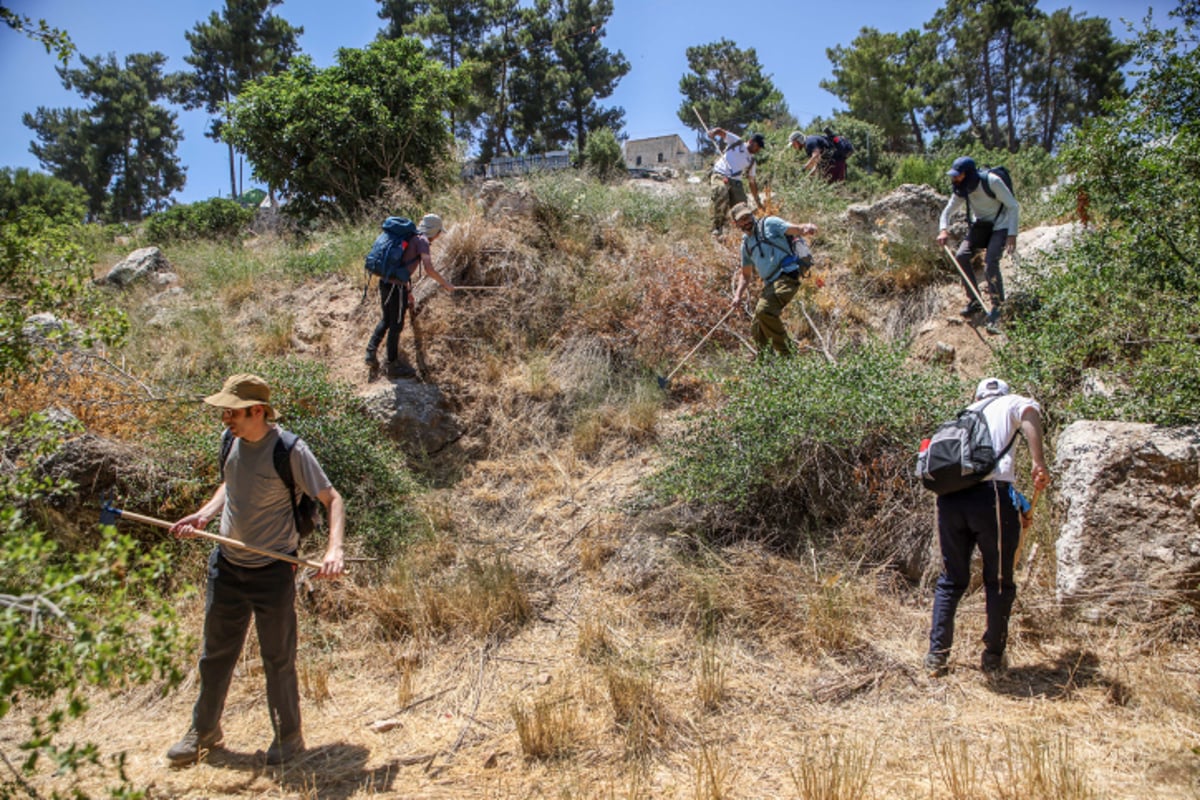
top-left (364, 350), bottom-right (380, 369)
top-left (924, 651), bottom-right (949, 678)
top-left (960, 300), bottom-right (983, 317)
top-left (265, 732), bottom-right (304, 765)
top-left (984, 307), bottom-right (1002, 335)
top-left (385, 361), bottom-right (416, 379)
top-left (166, 725), bottom-right (223, 765)
top-left (981, 650), bottom-right (1006, 674)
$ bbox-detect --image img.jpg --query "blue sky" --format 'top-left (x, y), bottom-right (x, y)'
top-left (1, 0), bottom-right (1150, 203)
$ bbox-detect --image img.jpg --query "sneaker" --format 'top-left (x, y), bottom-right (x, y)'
top-left (386, 361), bottom-right (416, 379)
top-left (364, 350), bottom-right (380, 368)
top-left (984, 307), bottom-right (1002, 334)
top-left (265, 732), bottom-right (304, 765)
top-left (981, 650), bottom-right (1006, 674)
top-left (960, 300), bottom-right (983, 317)
top-left (166, 725), bottom-right (223, 765)
top-left (924, 651), bottom-right (949, 678)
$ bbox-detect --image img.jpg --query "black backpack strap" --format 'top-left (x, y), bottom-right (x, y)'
top-left (974, 396), bottom-right (1020, 461)
top-left (218, 427), bottom-right (235, 482)
top-left (273, 428), bottom-right (302, 531)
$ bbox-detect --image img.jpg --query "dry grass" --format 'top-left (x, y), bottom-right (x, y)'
top-left (790, 733), bottom-right (878, 800)
top-left (603, 654), bottom-right (668, 761)
top-left (511, 688), bottom-right (581, 761)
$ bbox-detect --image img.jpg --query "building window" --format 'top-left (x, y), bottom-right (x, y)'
top-left (636, 155), bottom-right (642, 166)
top-left (657, 152), bottom-right (664, 163)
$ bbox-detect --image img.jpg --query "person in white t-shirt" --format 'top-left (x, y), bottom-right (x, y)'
top-left (925, 377), bottom-right (1050, 677)
top-left (708, 127), bottom-right (764, 235)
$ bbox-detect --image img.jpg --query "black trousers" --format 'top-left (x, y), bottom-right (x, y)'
top-left (192, 549), bottom-right (300, 740)
top-left (367, 280), bottom-right (409, 363)
top-left (955, 227), bottom-right (1008, 306)
top-left (928, 481), bottom-right (1021, 658)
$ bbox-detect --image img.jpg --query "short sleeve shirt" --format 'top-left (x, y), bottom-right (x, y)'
top-left (741, 216), bottom-right (793, 281)
top-left (713, 134), bottom-right (757, 181)
top-left (219, 426), bottom-right (333, 567)
top-left (967, 394), bottom-right (1041, 483)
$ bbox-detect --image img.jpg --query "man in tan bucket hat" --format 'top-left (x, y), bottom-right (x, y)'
top-left (166, 373), bottom-right (345, 767)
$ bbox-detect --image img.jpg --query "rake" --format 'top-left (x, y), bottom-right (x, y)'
top-left (99, 500), bottom-right (325, 570)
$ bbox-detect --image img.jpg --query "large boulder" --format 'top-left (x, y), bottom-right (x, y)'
top-left (1055, 421), bottom-right (1200, 622)
top-left (845, 183), bottom-right (950, 243)
top-left (361, 380), bottom-right (462, 455)
top-left (98, 246), bottom-right (175, 288)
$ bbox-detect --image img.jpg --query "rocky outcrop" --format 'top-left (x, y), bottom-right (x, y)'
top-left (1055, 421), bottom-right (1200, 622)
top-left (845, 183), bottom-right (950, 243)
top-left (479, 180), bottom-right (536, 221)
top-left (97, 246), bottom-right (176, 288)
top-left (361, 380), bottom-right (462, 455)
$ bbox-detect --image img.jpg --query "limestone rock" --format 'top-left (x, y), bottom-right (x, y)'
top-left (1054, 421), bottom-right (1200, 622)
top-left (361, 380), bottom-right (462, 454)
top-left (99, 246), bottom-right (172, 287)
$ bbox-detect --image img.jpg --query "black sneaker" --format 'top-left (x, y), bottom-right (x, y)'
top-left (960, 301), bottom-right (983, 317)
top-left (924, 651), bottom-right (949, 678)
top-left (166, 725), bottom-right (223, 765)
top-left (364, 351), bottom-right (380, 368)
top-left (386, 361), bottom-right (417, 379)
top-left (265, 732), bottom-right (304, 765)
top-left (981, 650), bottom-right (1006, 674)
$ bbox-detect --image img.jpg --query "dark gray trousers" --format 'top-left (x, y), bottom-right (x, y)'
top-left (192, 549), bottom-right (300, 740)
top-left (955, 227), bottom-right (1008, 307)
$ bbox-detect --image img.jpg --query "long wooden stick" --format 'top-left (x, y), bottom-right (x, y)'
top-left (659, 306), bottom-right (736, 386)
top-left (106, 507), bottom-right (325, 570)
top-left (942, 244), bottom-right (989, 310)
top-left (452, 285), bottom-right (508, 291)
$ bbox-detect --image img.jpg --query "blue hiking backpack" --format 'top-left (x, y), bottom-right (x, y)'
top-left (364, 216), bottom-right (420, 284)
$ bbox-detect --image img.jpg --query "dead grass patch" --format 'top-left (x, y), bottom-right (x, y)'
top-left (511, 687), bottom-right (581, 761)
top-left (603, 654), bottom-right (668, 761)
top-left (361, 540), bottom-right (531, 642)
top-left (790, 732), bottom-right (878, 800)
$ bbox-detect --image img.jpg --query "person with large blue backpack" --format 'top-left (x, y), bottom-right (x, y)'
top-left (923, 377), bottom-right (1050, 678)
top-left (363, 213), bottom-right (456, 378)
top-left (937, 157), bottom-right (1020, 334)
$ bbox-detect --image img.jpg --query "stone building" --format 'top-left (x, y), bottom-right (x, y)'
top-left (623, 134), bottom-right (692, 170)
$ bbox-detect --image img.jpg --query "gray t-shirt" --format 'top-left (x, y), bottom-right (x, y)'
top-left (219, 426), bottom-right (332, 567)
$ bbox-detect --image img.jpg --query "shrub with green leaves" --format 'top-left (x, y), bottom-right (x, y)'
top-left (0, 167), bottom-right (88, 225)
top-left (157, 359), bottom-right (423, 562)
top-left (144, 197), bottom-right (255, 243)
top-left (997, 5), bottom-right (1200, 427)
top-left (582, 127), bottom-right (626, 182)
top-left (1, 411), bottom-right (184, 796)
top-left (650, 343), bottom-right (962, 557)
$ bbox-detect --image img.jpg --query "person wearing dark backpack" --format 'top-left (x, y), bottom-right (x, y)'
top-left (364, 213), bottom-right (456, 378)
top-left (166, 374), bottom-right (346, 767)
top-left (729, 203), bottom-right (819, 357)
top-left (936, 157), bottom-right (1019, 333)
top-left (789, 129), bottom-right (850, 183)
top-left (924, 378), bottom-right (1049, 678)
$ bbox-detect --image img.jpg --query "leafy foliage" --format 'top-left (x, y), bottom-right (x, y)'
top-left (180, 0), bottom-right (304, 198)
top-left (0, 3), bottom-right (74, 63)
top-left (144, 197), bottom-right (255, 243)
top-left (24, 52), bottom-right (187, 221)
top-left (224, 37), bottom-right (468, 221)
top-left (997, 3), bottom-right (1200, 426)
top-left (677, 39), bottom-right (793, 154)
top-left (0, 167), bottom-right (87, 225)
top-left (582, 127), bottom-right (625, 181)
top-left (651, 343), bottom-right (962, 551)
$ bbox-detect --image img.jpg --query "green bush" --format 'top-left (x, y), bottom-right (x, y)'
top-left (583, 127), bottom-right (626, 182)
top-left (0, 167), bottom-right (88, 225)
top-left (650, 343), bottom-right (962, 553)
top-left (156, 359), bottom-right (423, 562)
top-left (997, 6), bottom-right (1200, 427)
top-left (145, 197), bottom-right (255, 243)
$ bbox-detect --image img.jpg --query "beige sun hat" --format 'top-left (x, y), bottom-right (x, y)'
top-left (417, 213), bottom-right (445, 236)
top-left (203, 373), bottom-right (277, 420)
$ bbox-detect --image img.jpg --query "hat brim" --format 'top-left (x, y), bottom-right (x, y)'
top-left (203, 392), bottom-right (277, 420)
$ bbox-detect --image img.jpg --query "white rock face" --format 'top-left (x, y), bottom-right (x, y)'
top-left (1055, 421), bottom-right (1200, 622)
